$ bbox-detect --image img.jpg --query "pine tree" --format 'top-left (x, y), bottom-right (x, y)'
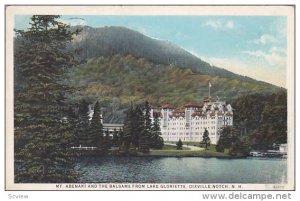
top-left (202, 128), bottom-right (211, 150)
top-left (104, 128), bottom-right (111, 150)
top-left (122, 105), bottom-right (134, 152)
top-left (88, 101), bottom-right (103, 148)
top-left (75, 99), bottom-right (90, 146)
top-left (117, 128), bottom-right (124, 148)
top-left (112, 128), bottom-right (119, 146)
top-left (218, 126), bottom-right (238, 149)
top-left (132, 106), bottom-right (143, 149)
top-left (176, 139), bottom-right (183, 150)
top-left (138, 101), bottom-right (151, 153)
top-left (216, 131), bottom-right (225, 152)
top-left (14, 15), bottom-right (80, 183)
top-left (66, 106), bottom-right (77, 147)
top-left (151, 116), bottom-right (164, 149)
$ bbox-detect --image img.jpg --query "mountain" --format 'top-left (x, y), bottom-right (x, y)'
top-left (70, 26), bottom-right (278, 87)
top-left (14, 25), bottom-right (285, 123)
top-left (65, 26), bottom-right (286, 123)
top-left (69, 55), bottom-right (284, 123)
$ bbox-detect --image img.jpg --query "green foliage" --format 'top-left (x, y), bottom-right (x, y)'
top-left (122, 105), bottom-right (135, 152)
top-left (103, 129), bottom-right (112, 150)
top-left (202, 129), bottom-right (211, 150)
top-left (132, 106), bottom-right (144, 149)
top-left (138, 101), bottom-right (151, 153)
top-left (231, 92), bottom-right (287, 150)
top-left (121, 101), bottom-right (164, 153)
top-left (218, 126), bottom-right (239, 149)
top-left (216, 126), bottom-right (252, 156)
top-left (117, 129), bottom-right (124, 148)
top-left (151, 116), bottom-right (164, 149)
top-left (88, 101), bottom-right (103, 147)
top-left (70, 55), bottom-right (282, 123)
top-left (69, 26), bottom-right (284, 89)
top-left (75, 99), bottom-right (90, 146)
top-left (14, 15), bottom-right (80, 183)
top-left (176, 139), bottom-right (183, 150)
top-left (215, 143), bottom-right (225, 153)
top-left (238, 136), bottom-right (252, 155)
top-left (216, 126), bottom-right (237, 152)
top-left (112, 129), bottom-right (119, 146)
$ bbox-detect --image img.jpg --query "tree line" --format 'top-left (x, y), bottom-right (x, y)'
top-left (231, 92), bottom-right (287, 150)
top-left (120, 101), bottom-right (164, 154)
top-left (216, 126), bottom-right (251, 156)
top-left (67, 100), bottom-right (112, 151)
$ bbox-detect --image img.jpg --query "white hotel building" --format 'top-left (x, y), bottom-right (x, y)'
top-left (151, 97), bottom-right (233, 145)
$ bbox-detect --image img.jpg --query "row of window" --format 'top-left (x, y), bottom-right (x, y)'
top-left (168, 126), bottom-right (220, 130)
top-left (162, 132), bottom-right (217, 136)
top-left (165, 137), bottom-right (217, 141)
top-left (163, 115), bottom-right (232, 120)
top-left (166, 121), bottom-right (219, 126)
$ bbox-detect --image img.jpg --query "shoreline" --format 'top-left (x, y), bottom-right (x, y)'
top-left (72, 153), bottom-right (286, 160)
top-left (70, 151), bottom-right (286, 159)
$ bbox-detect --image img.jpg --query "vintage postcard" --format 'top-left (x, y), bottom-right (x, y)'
top-left (5, 5), bottom-right (295, 190)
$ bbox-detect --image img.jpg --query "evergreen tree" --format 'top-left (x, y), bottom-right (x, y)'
top-left (88, 101), bottom-right (103, 147)
top-left (14, 15), bottom-right (80, 183)
top-left (122, 105), bottom-right (134, 152)
top-left (112, 128), bottom-right (119, 146)
top-left (238, 136), bottom-right (252, 156)
top-left (104, 128), bottom-right (111, 150)
top-left (132, 106), bottom-right (144, 149)
top-left (218, 126), bottom-right (238, 149)
top-left (66, 106), bottom-right (77, 147)
top-left (202, 128), bottom-right (211, 150)
top-left (151, 116), bottom-right (164, 149)
top-left (176, 139), bottom-right (183, 150)
top-left (118, 128), bottom-right (124, 148)
top-left (215, 133), bottom-right (225, 153)
top-left (75, 99), bottom-right (90, 146)
top-left (138, 101), bottom-right (151, 153)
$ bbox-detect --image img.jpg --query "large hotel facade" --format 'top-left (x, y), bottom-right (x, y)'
top-left (152, 97), bottom-right (233, 145)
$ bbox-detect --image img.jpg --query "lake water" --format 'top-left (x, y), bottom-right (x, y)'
top-left (75, 157), bottom-right (287, 183)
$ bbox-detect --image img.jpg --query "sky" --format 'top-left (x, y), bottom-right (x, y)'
top-left (15, 15), bottom-right (287, 87)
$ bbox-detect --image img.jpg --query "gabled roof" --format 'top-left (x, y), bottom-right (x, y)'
top-left (203, 97), bottom-right (212, 102)
top-left (161, 104), bottom-right (175, 109)
top-left (183, 102), bottom-right (200, 108)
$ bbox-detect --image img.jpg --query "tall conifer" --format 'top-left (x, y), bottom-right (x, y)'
top-left (138, 101), bottom-right (151, 153)
top-left (75, 99), bottom-right (90, 146)
top-left (14, 15), bottom-right (80, 182)
top-left (88, 101), bottom-right (103, 147)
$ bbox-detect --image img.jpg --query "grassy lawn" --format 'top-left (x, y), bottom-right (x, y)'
top-left (145, 143), bottom-right (231, 157)
top-left (165, 142), bottom-right (230, 154)
top-left (147, 149), bottom-right (231, 157)
top-left (165, 141), bottom-right (204, 148)
top-left (161, 144), bottom-right (189, 150)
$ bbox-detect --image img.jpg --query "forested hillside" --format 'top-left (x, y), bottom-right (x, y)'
top-left (69, 55), bottom-right (284, 123)
top-left (70, 26), bottom-right (279, 87)
top-left (231, 92), bottom-right (287, 149)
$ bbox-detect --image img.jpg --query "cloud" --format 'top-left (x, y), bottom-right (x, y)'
top-left (242, 47), bottom-right (286, 67)
top-left (200, 55), bottom-right (286, 88)
top-left (203, 19), bottom-right (235, 30)
top-left (59, 18), bottom-right (87, 26)
top-left (253, 34), bottom-right (277, 45)
top-left (226, 20), bottom-right (234, 29)
top-left (274, 18), bottom-right (287, 38)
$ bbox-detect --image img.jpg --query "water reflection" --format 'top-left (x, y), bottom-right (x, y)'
top-left (75, 157), bottom-right (287, 183)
